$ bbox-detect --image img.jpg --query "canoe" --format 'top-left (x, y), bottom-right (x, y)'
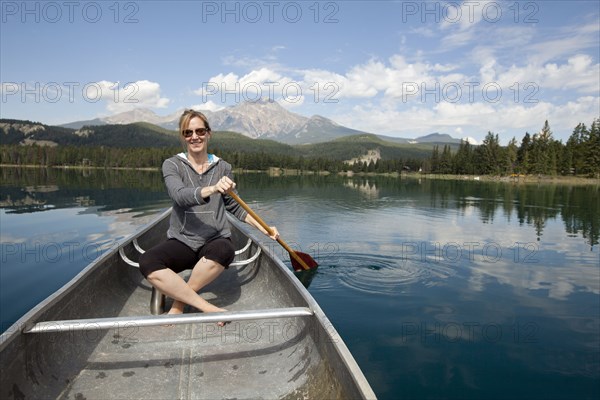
top-left (0, 208), bottom-right (376, 399)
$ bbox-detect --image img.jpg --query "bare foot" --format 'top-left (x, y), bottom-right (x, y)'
top-left (168, 300), bottom-right (185, 315)
top-left (161, 306), bottom-right (184, 327)
top-left (165, 302), bottom-right (229, 327)
top-left (204, 306), bottom-right (230, 327)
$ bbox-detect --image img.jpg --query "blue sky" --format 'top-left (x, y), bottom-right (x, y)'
top-left (1, 0), bottom-right (599, 143)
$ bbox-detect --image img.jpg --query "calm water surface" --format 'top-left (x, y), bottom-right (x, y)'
top-left (1, 167), bottom-right (598, 399)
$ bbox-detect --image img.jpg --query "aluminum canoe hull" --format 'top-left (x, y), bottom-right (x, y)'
top-left (0, 208), bottom-right (376, 399)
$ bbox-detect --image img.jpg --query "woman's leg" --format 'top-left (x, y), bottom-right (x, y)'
top-left (140, 238), bottom-right (234, 320)
top-left (146, 262), bottom-right (225, 314)
top-left (168, 238), bottom-right (235, 317)
top-left (140, 239), bottom-right (224, 314)
top-left (167, 257), bottom-right (225, 314)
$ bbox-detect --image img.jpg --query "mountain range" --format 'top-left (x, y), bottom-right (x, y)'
top-left (59, 99), bottom-right (465, 145)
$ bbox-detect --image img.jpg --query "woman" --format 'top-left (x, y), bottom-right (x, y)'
top-left (139, 109), bottom-right (278, 325)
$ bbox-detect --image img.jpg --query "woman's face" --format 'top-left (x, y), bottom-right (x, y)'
top-left (183, 116), bottom-right (211, 155)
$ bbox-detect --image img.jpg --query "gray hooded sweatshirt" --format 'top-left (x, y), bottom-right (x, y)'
top-left (162, 153), bottom-right (248, 251)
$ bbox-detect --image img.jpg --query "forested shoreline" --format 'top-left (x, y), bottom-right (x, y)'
top-left (1, 119), bottom-right (598, 179)
top-left (427, 120), bottom-right (600, 178)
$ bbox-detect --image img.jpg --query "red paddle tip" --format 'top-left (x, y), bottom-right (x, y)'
top-left (291, 252), bottom-right (318, 272)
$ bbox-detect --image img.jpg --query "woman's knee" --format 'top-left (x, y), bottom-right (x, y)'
top-left (138, 251), bottom-right (154, 278)
top-left (202, 238), bottom-right (235, 268)
top-left (145, 268), bottom-right (164, 284)
top-left (139, 250), bottom-right (168, 279)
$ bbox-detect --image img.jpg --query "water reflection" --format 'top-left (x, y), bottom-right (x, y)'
top-left (237, 174), bottom-right (599, 249)
top-left (0, 167), bottom-right (172, 331)
top-left (5, 169), bottom-right (595, 249)
top-left (0, 167), bottom-right (171, 216)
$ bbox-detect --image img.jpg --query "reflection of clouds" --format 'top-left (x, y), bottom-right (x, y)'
top-left (399, 207), bottom-right (600, 300)
top-left (306, 198), bottom-right (598, 301)
top-left (267, 182), bottom-right (599, 391)
top-left (0, 232), bottom-right (27, 244)
top-left (1, 206), bottom-right (167, 325)
top-left (85, 208), bottom-right (166, 248)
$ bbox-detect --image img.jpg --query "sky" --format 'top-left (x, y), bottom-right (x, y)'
top-left (1, 0), bottom-right (599, 144)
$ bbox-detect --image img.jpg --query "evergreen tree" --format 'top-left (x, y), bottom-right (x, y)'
top-left (551, 140), bottom-right (565, 175)
top-left (505, 137), bottom-right (518, 175)
top-left (431, 145), bottom-right (440, 173)
top-left (517, 132), bottom-right (532, 174)
top-left (530, 120), bottom-right (555, 175)
top-left (453, 139), bottom-right (474, 174)
top-left (474, 131), bottom-right (501, 175)
top-left (439, 145), bottom-right (452, 174)
top-left (569, 123), bottom-right (588, 175)
top-left (583, 118), bottom-right (600, 177)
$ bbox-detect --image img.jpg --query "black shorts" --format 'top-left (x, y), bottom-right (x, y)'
top-left (139, 237), bottom-right (235, 278)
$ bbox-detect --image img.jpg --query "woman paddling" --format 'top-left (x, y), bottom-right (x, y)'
top-left (139, 109), bottom-right (279, 325)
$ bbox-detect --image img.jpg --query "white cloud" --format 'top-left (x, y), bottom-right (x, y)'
top-left (191, 100), bottom-right (225, 112)
top-left (331, 95), bottom-right (598, 143)
top-left (181, 11), bottom-right (598, 143)
top-left (104, 80), bottom-right (170, 113)
top-left (301, 56), bottom-right (464, 102)
top-left (409, 27), bottom-right (436, 37)
top-left (437, 0), bottom-right (503, 49)
top-left (194, 68), bottom-right (298, 104)
top-left (526, 21), bottom-right (600, 65)
top-left (496, 54), bottom-right (600, 94)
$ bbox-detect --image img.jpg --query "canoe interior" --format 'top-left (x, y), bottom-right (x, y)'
top-left (0, 211), bottom-right (373, 399)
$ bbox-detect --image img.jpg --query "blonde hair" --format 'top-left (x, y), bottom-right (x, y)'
top-left (179, 109), bottom-right (211, 132)
top-left (178, 109), bottom-right (212, 149)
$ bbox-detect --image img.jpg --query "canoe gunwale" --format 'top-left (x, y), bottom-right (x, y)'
top-left (0, 208), bottom-right (172, 350)
top-left (23, 306), bottom-right (314, 333)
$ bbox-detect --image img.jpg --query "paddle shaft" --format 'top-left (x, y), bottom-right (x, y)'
top-left (228, 191), bottom-right (311, 270)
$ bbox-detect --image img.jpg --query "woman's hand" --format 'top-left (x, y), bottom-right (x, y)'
top-left (213, 176), bottom-right (236, 194)
top-left (244, 213), bottom-right (280, 241)
top-left (267, 226), bottom-right (280, 241)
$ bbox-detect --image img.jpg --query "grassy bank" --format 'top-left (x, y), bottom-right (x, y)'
top-left (398, 172), bottom-right (600, 186)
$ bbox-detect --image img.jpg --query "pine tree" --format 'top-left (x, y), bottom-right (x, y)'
top-left (517, 132), bottom-right (532, 174)
top-left (475, 131), bottom-right (501, 175)
top-left (439, 145), bottom-right (452, 174)
top-left (505, 137), bottom-right (518, 175)
top-left (583, 118), bottom-right (600, 177)
top-left (431, 145), bottom-right (440, 173)
top-left (530, 120), bottom-right (554, 175)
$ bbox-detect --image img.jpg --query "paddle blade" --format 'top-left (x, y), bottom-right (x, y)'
top-left (294, 268), bottom-right (318, 289)
top-left (291, 251), bottom-right (318, 271)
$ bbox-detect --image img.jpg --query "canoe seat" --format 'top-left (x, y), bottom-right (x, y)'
top-left (117, 239), bottom-right (261, 315)
top-left (119, 239), bottom-right (256, 269)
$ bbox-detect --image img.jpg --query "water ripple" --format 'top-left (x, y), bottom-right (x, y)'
top-left (309, 252), bottom-right (456, 295)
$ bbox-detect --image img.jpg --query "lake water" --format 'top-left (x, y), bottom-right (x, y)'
top-left (1, 167), bottom-right (598, 399)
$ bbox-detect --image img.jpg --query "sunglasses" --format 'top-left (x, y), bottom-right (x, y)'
top-left (182, 128), bottom-right (210, 138)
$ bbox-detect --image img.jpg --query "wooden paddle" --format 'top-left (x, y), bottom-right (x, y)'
top-left (228, 191), bottom-right (318, 271)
